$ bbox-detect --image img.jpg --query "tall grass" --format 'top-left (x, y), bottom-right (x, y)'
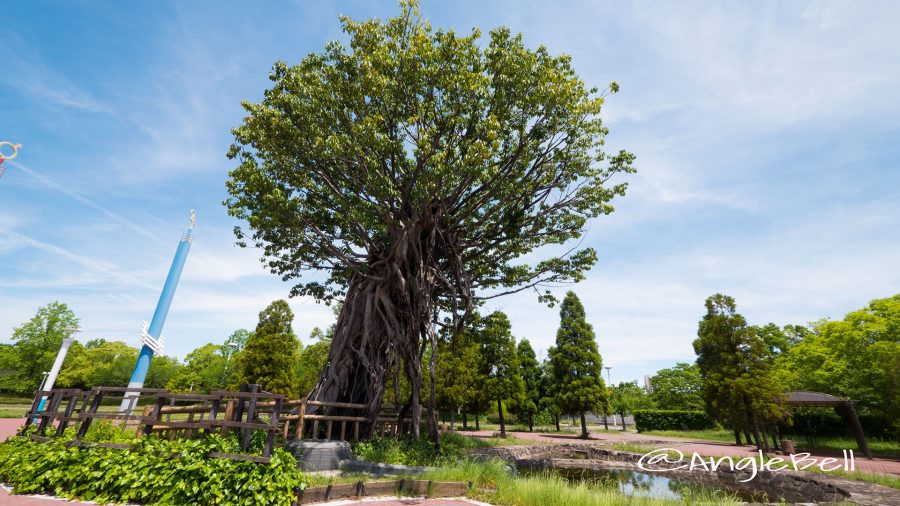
top-left (422, 460), bottom-right (743, 505)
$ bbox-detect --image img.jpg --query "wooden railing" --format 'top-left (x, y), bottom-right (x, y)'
top-left (24, 385), bottom-right (436, 463)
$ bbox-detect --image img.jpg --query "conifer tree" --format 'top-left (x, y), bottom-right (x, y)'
top-left (512, 339), bottom-right (542, 431)
top-left (548, 291), bottom-right (607, 437)
top-left (693, 294), bottom-right (785, 449)
top-left (478, 311), bottom-right (524, 437)
top-left (236, 300), bottom-right (299, 396)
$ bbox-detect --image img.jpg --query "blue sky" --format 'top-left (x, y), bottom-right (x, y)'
top-left (2, 0), bottom-right (898, 385)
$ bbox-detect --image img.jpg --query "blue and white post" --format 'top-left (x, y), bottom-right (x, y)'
top-left (120, 210), bottom-right (196, 413)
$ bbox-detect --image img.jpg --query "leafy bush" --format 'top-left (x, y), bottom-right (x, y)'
top-left (352, 432), bottom-right (491, 466)
top-left (633, 410), bottom-right (715, 432)
top-left (0, 435), bottom-right (305, 505)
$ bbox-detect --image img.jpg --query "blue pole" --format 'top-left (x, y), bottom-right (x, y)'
top-left (120, 211), bottom-right (195, 412)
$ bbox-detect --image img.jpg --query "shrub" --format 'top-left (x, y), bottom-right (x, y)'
top-left (0, 435), bottom-right (305, 505)
top-left (633, 410), bottom-right (715, 432)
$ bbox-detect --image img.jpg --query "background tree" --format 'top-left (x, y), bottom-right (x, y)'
top-left (297, 327), bottom-right (331, 396)
top-left (773, 295), bottom-right (899, 440)
top-left (548, 291), bottom-right (607, 437)
top-left (609, 381), bottom-right (653, 430)
top-left (539, 355), bottom-right (563, 431)
top-left (478, 311), bottom-right (524, 437)
top-left (224, 0), bottom-right (634, 439)
top-left (512, 339), bottom-right (542, 431)
top-left (435, 317), bottom-right (482, 429)
top-left (693, 294), bottom-right (785, 450)
top-left (166, 343), bottom-right (226, 393)
top-left (1, 302), bottom-right (80, 394)
top-left (57, 340), bottom-right (133, 389)
top-left (649, 362), bottom-right (703, 410)
top-left (235, 300), bottom-right (300, 396)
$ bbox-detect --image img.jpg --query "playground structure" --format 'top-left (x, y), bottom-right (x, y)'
top-left (24, 384), bottom-right (433, 464)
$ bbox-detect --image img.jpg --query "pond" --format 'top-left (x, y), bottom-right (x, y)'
top-left (526, 467), bottom-right (784, 503)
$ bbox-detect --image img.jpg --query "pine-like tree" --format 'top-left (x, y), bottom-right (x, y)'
top-left (693, 294), bottom-right (785, 450)
top-left (236, 300), bottom-right (299, 396)
top-left (478, 311), bottom-right (524, 437)
top-left (512, 339), bottom-right (542, 431)
top-left (548, 291), bottom-right (607, 438)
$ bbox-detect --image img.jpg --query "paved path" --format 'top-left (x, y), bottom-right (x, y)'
top-left (457, 429), bottom-right (900, 476)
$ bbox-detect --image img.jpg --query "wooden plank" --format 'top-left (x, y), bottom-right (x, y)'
top-left (327, 483), bottom-right (357, 500)
top-left (429, 481), bottom-right (467, 497)
top-left (297, 486), bottom-right (328, 504)
top-left (399, 479), bottom-right (431, 496)
top-left (302, 414), bottom-right (367, 422)
top-left (326, 420), bottom-right (333, 440)
top-left (340, 420), bottom-right (346, 441)
top-left (306, 400), bottom-right (367, 409)
top-left (361, 480), bottom-right (400, 497)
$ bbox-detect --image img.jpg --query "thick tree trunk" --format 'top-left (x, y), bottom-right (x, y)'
top-left (554, 413), bottom-right (560, 431)
top-left (733, 429), bottom-right (743, 445)
top-left (475, 412), bottom-right (480, 430)
top-left (579, 410), bottom-right (588, 438)
top-left (620, 411), bottom-right (627, 431)
top-left (602, 411), bottom-right (609, 431)
top-left (462, 411), bottom-right (468, 430)
top-left (450, 404), bottom-right (456, 430)
top-left (528, 414), bottom-right (533, 432)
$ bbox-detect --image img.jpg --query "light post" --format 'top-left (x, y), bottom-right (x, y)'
top-left (35, 327), bottom-right (80, 416)
top-left (220, 342), bottom-right (238, 389)
top-left (604, 366), bottom-right (613, 428)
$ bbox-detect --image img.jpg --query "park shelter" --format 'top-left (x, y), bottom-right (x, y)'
top-left (784, 390), bottom-right (872, 459)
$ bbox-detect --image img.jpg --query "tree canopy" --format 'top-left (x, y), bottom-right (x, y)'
top-left (548, 291), bottom-right (607, 437)
top-left (235, 300), bottom-right (300, 396)
top-left (693, 294), bottom-right (785, 449)
top-left (649, 362), bottom-right (703, 411)
top-left (224, 0), bottom-right (633, 438)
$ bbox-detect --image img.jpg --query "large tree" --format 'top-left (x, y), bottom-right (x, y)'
top-left (235, 300), bottom-right (300, 396)
top-left (225, 1), bottom-right (634, 438)
top-left (2, 302), bottom-right (80, 394)
top-left (693, 294), bottom-right (785, 449)
top-left (548, 291), bottom-right (607, 437)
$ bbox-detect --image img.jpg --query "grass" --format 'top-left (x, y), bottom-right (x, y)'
top-left (641, 430), bottom-right (900, 458)
top-left (806, 467), bottom-right (900, 490)
top-left (422, 460), bottom-right (743, 505)
top-left (785, 435), bottom-right (900, 458)
top-left (641, 429), bottom-right (735, 443)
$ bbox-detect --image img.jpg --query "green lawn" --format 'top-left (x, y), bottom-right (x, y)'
top-left (641, 429), bottom-right (900, 458)
top-left (642, 429), bottom-right (736, 442)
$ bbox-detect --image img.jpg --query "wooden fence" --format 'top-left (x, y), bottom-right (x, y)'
top-left (24, 385), bottom-right (435, 464)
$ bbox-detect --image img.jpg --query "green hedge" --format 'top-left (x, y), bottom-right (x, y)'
top-left (0, 435), bottom-right (305, 505)
top-left (633, 410), bottom-right (716, 432)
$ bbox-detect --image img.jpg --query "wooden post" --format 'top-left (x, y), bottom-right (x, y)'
top-left (74, 390), bottom-right (104, 444)
top-left (56, 393), bottom-right (81, 436)
top-left (353, 421), bottom-right (359, 441)
top-left (222, 400), bottom-right (235, 436)
top-left (340, 421), bottom-right (346, 441)
top-left (143, 395), bottom-right (167, 437)
top-left (264, 397), bottom-right (282, 458)
top-left (242, 384), bottom-right (260, 452)
top-left (296, 398), bottom-right (307, 440)
top-left (312, 420), bottom-right (319, 439)
top-left (326, 420), bottom-right (333, 441)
